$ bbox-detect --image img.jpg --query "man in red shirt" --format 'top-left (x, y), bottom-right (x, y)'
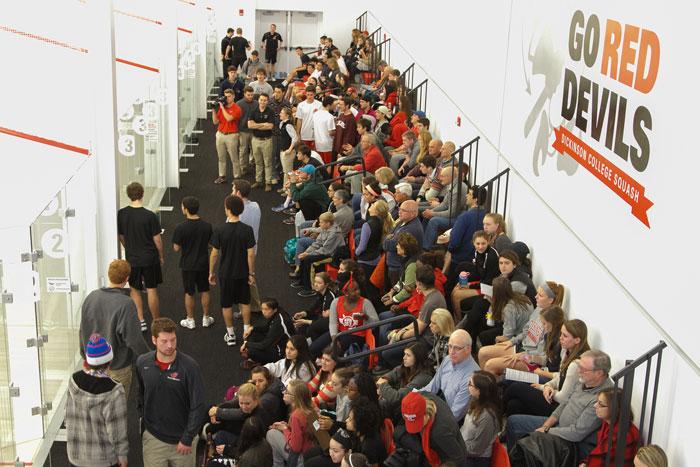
top-left (213, 89), bottom-right (243, 184)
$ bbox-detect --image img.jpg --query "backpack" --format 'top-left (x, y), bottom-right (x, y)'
top-left (283, 237), bottom-right (298, 265)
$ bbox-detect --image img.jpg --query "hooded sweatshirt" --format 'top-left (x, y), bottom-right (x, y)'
top-left (65, 371), bottom-right (128, 467)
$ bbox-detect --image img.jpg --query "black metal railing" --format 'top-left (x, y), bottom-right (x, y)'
top-left (408, 78), bottom-right (428, 115)
top-left (367, 27), bottom-right (382, 51)
top-left (606, 341), bottom-right (667, 467)
top-left (398, 63), bottom-right (415, 92)
top-left (356, 11), bottom-right (367, 32)
top-left (315, 155), bottom-right (367, 186)
top-left (447, 137), bottom-right (480, 224)
top-left (369, 38), bottom-right (391, 75)
top-left (479, 167), bottom-right (510, 217)
top-left (334, 314), bottom-right (420, 365)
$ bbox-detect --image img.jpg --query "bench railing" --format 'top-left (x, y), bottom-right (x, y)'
top-left (355, 11), bottom-right (367, 32)
top-left (334, 314), bottom-right (420, 364)
top-left (447, 136), bottom-right (480, 223)
top-left (407, 78), bottom-right (428, 115)
top-left (606, 341), bottom-right (667, 467)
top-left (369, 38), bottom-right (391, 75)
top-left (398, 63), bottom-right (415, 91)
top-left (315, 155), bottom-right (366, 186)
top-left (479, 167), bottom-right (510, 217)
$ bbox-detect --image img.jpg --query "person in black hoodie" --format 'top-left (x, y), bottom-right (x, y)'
top-left (449, 230), bottom-right (500, 321)
top-left (208, 383), bottom-right (279, 439)
top-left (241, 298), bottom-right (294, 368)
top-left (293, 271), bottom-right (337, 341)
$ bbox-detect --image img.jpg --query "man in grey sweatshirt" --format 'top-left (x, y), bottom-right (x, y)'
top-left (80, 259), bottom-right (150, 397)
top-left (506, 349), bottom-right (614, 458)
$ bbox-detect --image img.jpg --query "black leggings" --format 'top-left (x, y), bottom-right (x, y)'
top-left (299, 199), bottom-right (324, 223)
top-left (502, 381), bottom-right (559, 417)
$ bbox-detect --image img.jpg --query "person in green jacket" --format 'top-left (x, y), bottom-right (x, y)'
top-left (289, 164), bottom-right (330, 236)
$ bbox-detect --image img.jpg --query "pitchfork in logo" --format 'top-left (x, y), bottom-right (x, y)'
top-left (523, 25), bottom-right (578, 177)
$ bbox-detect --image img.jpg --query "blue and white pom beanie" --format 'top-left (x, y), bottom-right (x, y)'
top-left (85, 333), bottom-right (114, 366)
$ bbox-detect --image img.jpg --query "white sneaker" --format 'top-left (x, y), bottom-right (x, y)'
top-left (140, 320), bottom-right (147, 332)
top-left (180, 318), bottom-right (195, 329)
top-left (224, 332), bottom-right (237, 346)
top-left (202, 316), bottom-right (214, 327)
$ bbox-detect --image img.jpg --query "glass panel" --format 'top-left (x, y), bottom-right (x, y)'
top-left (205, 9), bottom-right (218, 91)
top-left (0, 262), bottom-right (16, 463)
top-left (178, 32), bottom-right (198, 159)
top-left (29, 189), bottom-right (74, 431)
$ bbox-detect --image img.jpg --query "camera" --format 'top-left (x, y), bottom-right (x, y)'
top-left (217, 96), bottom-right (227, 105)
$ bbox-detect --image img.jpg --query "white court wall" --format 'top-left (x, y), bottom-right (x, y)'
top-left (362, 1), bottom-right (698, 465)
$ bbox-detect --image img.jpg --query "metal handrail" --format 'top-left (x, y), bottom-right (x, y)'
top-left (334, 314), bottom-right (420, 364)
top-left (606, 341), bottom-right (667, 467)
top-left (446, 137), bottom-right (480, 224)
top-left (369, 38), bottom-right (391, 75)
top-left (407, 78), bottom-right (428, 114)
top-left (479, 168), bottom-right (510, 217)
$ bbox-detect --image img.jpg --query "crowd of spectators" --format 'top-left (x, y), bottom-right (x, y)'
top-left (67, 24), bottom-right (670, 467)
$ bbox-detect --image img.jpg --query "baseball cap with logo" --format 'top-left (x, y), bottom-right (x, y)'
top-left (401, 392), bottom-right (426, 433)
top-left (299, 164), bottom-right (316, 175)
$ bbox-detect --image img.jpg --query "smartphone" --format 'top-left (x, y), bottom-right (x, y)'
top-left (319, 408), bottom-right (337, 420)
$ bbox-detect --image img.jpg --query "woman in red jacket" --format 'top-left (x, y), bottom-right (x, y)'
top-left (266, 380), bottom-right (319, 466)
top-left (581, 388), bottom-right (639, 467)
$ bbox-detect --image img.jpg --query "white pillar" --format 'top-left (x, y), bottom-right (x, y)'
top-left (86, 0), bottom-right (119, 281)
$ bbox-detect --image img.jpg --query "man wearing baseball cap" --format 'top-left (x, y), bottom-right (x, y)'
top-left (66, 334), bottom-right (128, 467)
top-left (395, 391), bottom-right (466, 466)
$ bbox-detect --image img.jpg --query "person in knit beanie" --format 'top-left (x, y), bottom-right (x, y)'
top-left (65, 333), bottom-right (128, 467)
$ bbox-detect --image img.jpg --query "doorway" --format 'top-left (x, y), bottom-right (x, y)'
top-left (255, 9), bottom-right (323, 78)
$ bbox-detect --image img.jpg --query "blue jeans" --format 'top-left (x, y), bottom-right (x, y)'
top-left (422, 216), bottom-right (452, 249)
top-left (506, 414), bottom-right (547, 451)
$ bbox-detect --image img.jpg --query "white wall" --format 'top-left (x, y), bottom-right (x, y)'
top-left (362, 1), bottom-right (698, 465)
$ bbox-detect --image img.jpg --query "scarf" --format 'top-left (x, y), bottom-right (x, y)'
top-left (421, 416), bottom-right (441, 467)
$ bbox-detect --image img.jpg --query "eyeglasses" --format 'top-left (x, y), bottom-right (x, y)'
top-left (447, 344), bottom-right (466, 351)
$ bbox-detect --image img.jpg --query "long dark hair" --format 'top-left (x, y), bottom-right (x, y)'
top-left (491, 276), bottom-right (531, 322)
top-left (286, 335), bottom-right (316, 378)
top-left (351, 371), bottom-right (379, 405)
top-left (399, 342), bottom-right (430, 386)
top-left (237, 416), bottom-right (267, 456)
top-left (541, 306), bottom-right (565, 362)
top-left (349, 396), bottom-right (380, 437)
top-left (467, 370), bottom-right (502, 430)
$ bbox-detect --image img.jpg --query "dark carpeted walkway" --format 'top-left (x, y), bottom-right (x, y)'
top-left (45, 96), bottom-right (314, 467)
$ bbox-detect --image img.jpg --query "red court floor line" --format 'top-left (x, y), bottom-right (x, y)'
top-left (0, 25), bottom-right (88, 53)
top-left (115, 57), bottom-right (160, 73)
top-left (178, 27), bottom-right (193, 34)
top-left (114, 9), bottom-right (163, 26)
top-left (0, 126), bottom-right (90, 156)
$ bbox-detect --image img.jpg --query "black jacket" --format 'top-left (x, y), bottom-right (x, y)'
top-left (217, 377), bottom-right (285, 427)
top-left (136, 351), bottom-right (206, 446)
top-left (246, 311), bottom-right (294, 357)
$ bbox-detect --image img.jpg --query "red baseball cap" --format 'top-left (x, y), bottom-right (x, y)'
top-left (401, 392), bottom-right (426, 434)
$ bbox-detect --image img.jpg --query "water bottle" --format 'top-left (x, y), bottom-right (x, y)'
top-left (458, 271), bottom-right (470, 287)
top-left (486, 309), bottom-right (495, 327)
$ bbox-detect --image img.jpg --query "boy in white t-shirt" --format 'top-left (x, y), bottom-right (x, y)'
top-left (295, 85), bottom-right (323, 149)
top-left (312, 96), bottom-right (337, 164)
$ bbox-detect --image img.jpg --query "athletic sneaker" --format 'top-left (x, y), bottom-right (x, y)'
top-left (290, 280), bottom-right (304, 289)
top-left (214, 176), bottom-right (226, 184)
top-left (224, 332), bottom-right (237, 346)
top-left (180, 318), bottom-right (196, 329)
top-left (282, 216), bottom-right (296, 225)
top-left (140, 320), bottom-right (147, 332)
top-left (202, 316), bottom-right (214, 327)
top-left (271, 203), bottom-right (289, 212)
top-left (298, 289), bottom-right (317, 298)
top-left (282, 207), bottom-right (298, 215)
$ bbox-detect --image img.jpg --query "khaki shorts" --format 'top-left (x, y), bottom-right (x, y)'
top-left (142, 430), bottom-right (198, 467)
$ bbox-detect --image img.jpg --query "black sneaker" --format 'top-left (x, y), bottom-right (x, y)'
top-left (214, 176), bottom-right (226, 184)
top-left (290, 280), bottom-right (304, 289)
top-left (298, 289), bottom-right (317, 298)
top-left (282, 207), bottom-right (298, 215)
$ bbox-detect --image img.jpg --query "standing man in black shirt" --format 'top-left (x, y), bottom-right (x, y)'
top-left (172, 196), bottom-right (213, 330)
top-left (137, 318), bottom-right (205, 466)
top-left (236, 86), bottom-right (257, 175)
top-left (221, 28), bottom-right (234, 80)
top-left (229, 27), bottom-right (251, 72)
top-left (209, 195), bottom-right (256, 347)
top-left (248, 92), bottom-right (276, 191)
top-left (261, 23), bottom-right (283, 76)
top-left (117, 182), bottom-right (163, 331)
